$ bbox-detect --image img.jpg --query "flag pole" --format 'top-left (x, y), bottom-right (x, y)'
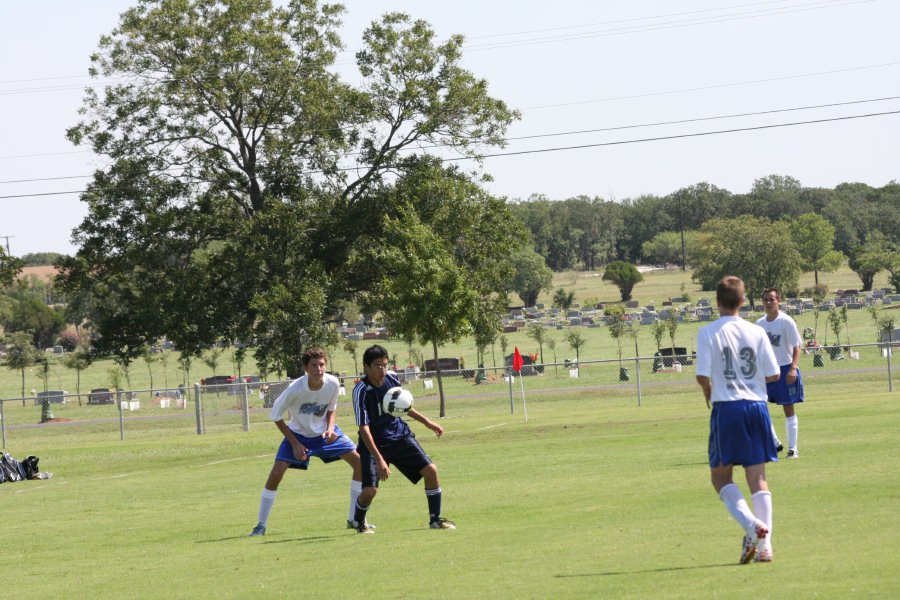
top-left (519, 374), bottom-right (528, 422)
top-left (512, 346), bottom-right (528, 422)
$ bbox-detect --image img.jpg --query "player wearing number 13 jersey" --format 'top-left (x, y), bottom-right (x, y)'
top-left (696, 276), bottom-right (781, 564)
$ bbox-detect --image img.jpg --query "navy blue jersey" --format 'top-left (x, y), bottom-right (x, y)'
top-left (352, 373), bottom-right (411, 443)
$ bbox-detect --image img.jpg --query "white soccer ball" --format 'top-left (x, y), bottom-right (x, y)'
top-left (383, 386), bottom-right (414, 414)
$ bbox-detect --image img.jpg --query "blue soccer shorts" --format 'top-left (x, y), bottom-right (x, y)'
top-left (766, 364), bottom-right (804, 405)
top-left (708, 400), bottom-right (778, 467)
top-left (275, 425), bottom-right (357, 470)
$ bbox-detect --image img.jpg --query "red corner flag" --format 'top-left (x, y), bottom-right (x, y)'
top-left (512, 346), bottom-right (524, 373)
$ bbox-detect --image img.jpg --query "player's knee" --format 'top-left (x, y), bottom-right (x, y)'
top-left (421, 463), bottom-right (439, 484)
top-left (359, 487), bottom-right (377, 504)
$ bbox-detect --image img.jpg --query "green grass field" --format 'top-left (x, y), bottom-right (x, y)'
top-left (3, 374), bottom-right (898, 599)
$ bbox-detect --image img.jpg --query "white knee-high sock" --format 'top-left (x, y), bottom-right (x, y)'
top-left (751, 490), bottom-right (773, 546)
top-left (770, 421), bottom-right (782, 446)
top-left (786, 415), bottom-right (798, 451)
top-left (349, 480), bottom-right (362, 522)
top-left (718, 483), bottom-right (756, 532)
top-left (258, 489), bottom-right (277, 526)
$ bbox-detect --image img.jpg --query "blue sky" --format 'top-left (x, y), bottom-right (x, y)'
top-left (2, 0), bottom-right (898, 255)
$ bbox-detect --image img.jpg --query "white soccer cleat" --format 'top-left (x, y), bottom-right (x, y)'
top-left (740, 520), bottom-right (768, 564)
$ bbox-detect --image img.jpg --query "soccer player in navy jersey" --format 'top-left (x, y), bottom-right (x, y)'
top-left (696, 276), bottom-right (781, 563)
top-left (248, 347), bottom-right (369, 537)
top-left (756, 288), bottom-right (804, 458)
top-left (350, 344), bottom-right (455, 532)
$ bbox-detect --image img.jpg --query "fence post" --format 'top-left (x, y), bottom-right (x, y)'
top-left (1, 400), bottom-right (6, 449)
top-left (634, 355), bottom-right (643, 407)
top-left (241, 384), bottom-right (250, 432)
top-left (887, 346), bottom-right (894, 392)
top-left (116, 389), bottom-right (125, 441)
top-left (194, 383), bottom-right (204, 435)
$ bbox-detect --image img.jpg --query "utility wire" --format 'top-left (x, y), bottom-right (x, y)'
top-left (1, 109), bottom-right (896, 200)
top-left (442, 110), bottom-right (900, 161)
top-left (2, 94), bottom-right (897, 185)
top-left (2, 60), bottom-right (896, 162)
top-left (0, 0), bottom-right (874, 93)
top-left (465, 0), bottom-right (873, 51)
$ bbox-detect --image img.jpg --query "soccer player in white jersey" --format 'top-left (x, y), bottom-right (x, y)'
top-left (756, 288), bottom-right (804, 458)
top-left (248, 347), bottom-right (370, 537)
top-left (696, 276), bottom-right (781, 564)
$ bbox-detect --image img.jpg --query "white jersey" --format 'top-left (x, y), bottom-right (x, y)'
top-left (756, 310), bottom-right (802, 366)
top-left (268, 373), bottom-right (341, 436)
top-left (697, 315), bottom-right (779, 403)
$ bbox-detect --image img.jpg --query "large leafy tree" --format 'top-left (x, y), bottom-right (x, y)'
top-left (745, 174), bottom-right (803, 220)
top-left (3, 332), bottom-right (40, 402)
top-left (789, 213), bottom-right (844, 286)
top-left (358, 202), bottom-right (514, 416)
top-left (58, 0), bottom-right (517, 373)
top-left (602, 261), bottom-right (643, 302)
top-left (0, 247), bottom-right (24, 288)
top-left (692, 216), bottom-right (801, 306)
top-left (848, 231), bottom-right (889, 292)
top-left (641, 230), bottom-right (702, 267)
top-left (4, 298), bottom-right (66, 349)
top-left (508, 247), bottom-right (553, 307)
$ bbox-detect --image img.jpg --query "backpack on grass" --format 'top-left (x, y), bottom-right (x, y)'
top-left (0, 453), bottom-right (45, 484)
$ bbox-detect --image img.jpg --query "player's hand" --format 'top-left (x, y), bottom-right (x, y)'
top-left (705, 396), bottom-right (711, 410)
top-left (322, 429), bottom-right (337, 443)
top-left (377, 458), bottom-right (391, 481)
top-left (430, 422), bottom-right (444, 437)
top-left (293, 444), bottom-right (308, 461)
top-left (786, 368), bottom-right (797, 384)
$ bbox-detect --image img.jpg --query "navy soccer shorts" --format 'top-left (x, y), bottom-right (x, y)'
top-left (359, 432), bottom-right (432, 487)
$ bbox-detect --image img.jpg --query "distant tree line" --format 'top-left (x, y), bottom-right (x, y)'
top-left (509, 176), bottom-right (900, 273)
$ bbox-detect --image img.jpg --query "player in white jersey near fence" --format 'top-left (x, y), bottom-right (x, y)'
top-left (756, 288), bottom-right (804, 458)
top-left (248, 346), bottom-right (371, 537)
top-left (696, 276), bottom-right (781, 564)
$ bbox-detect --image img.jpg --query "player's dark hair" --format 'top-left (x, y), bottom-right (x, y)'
top-left (716, 276), bottom-right (745, 311)
top-left (301, 346), bottom-right (328, 366)
top-left (362, 344), bottom-right (389, 366)
top-left (763, 287), bottom-right (781, 300)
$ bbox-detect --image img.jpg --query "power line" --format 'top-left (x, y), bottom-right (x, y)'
top-left (2, 60), bottom-right (896, 164)
top-left (443, 110), bottom-right (900, 161)
top-left (3, 94), bottom-right (897, 186)
top-left (521, 62), bottom-right (900, 110)
top-left (465, 0), bottom-right (795, 39)
top-left (464, 0), bottom-right (874, 51)
top-left (0, 1), bottom-right (874, 95)
top-left (1, 109), bottom-right (896, 200)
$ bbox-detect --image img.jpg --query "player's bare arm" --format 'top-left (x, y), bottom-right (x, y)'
top-left (323, 410), bottom-right (337, 442)
top-left (696, 375), bottom-right (712, 409)
top-left (359, 424), bottom-right (391, 481)
top-left (787, 346), bottom-right (800, 384)
top-left (408, 407), bottom-right (443, 437)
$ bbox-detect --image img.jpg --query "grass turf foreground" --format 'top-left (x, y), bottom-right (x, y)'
top-left (2, 386), bottom-right (898, 599)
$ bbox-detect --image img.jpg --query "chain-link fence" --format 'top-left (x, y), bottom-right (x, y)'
top-left (2, 341), bottom-right (896, 448)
